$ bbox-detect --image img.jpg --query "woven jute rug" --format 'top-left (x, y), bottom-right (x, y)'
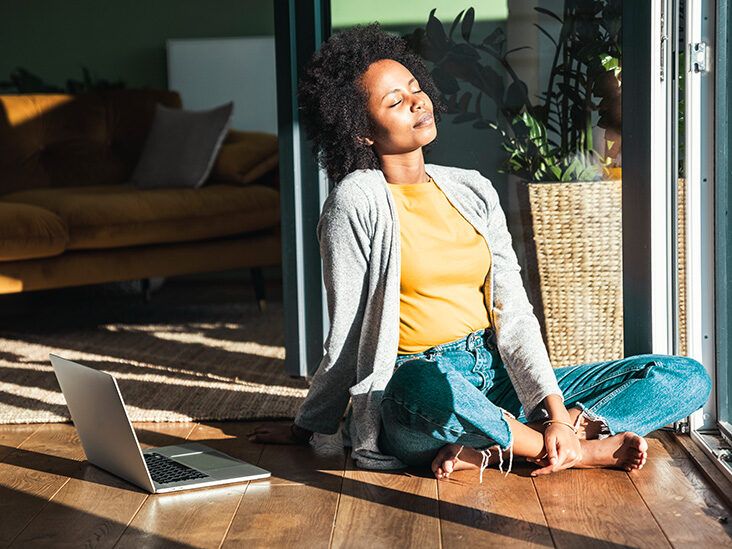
top-left (0, 279), bottom-right (309, 424)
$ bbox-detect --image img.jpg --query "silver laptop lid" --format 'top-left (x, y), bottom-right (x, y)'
top-left (50, 354), bottom-right (155, 492)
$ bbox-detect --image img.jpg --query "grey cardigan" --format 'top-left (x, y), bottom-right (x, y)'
top-left (294, 163), bottom-right (563, 470)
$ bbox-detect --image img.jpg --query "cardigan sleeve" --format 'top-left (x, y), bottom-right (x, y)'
top-left (293, 187), bottom-right (372, 435)
top-left (480, 175), bottom-right (564, 422)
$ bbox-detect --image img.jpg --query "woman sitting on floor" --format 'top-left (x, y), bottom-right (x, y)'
top-left (247, 23), bottom-right (712, 483)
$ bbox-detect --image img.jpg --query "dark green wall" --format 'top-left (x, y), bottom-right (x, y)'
top-left (0, 0), bottom-right (274, 91)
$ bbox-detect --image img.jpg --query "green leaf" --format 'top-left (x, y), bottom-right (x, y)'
top-left (431, 65), bottom-right (460, 95)
top-left (426, 9), bottom-right (448, 56)
top-left (448, 10), bottom-right (465, 41)
top-left (533, 23), bottom-right (558, 48)
top-left (458, 91), bottom-right (473, 112)
top-left (461, 7), bottom-right (475, 43)
top-left (561, 156), bottom-right (582, 181)
top-left (450, 43), bottom-right (480, 60)
top-left (504, 46), bottom-right (531, 56)
top-left (481, 27), bottom-right (505, 49)
top-left (534, 6), bottom-right (563, 24)
top-left (503, 80), bottom-right (529, 114)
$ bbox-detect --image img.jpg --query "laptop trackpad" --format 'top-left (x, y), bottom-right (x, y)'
top-left (174, 452), bottom-right (241, 471)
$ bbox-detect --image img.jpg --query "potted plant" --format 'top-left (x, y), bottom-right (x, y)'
top-left (405, 2), bottom-right (624, 367)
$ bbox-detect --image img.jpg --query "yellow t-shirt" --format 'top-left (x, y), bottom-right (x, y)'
top-left (387, 178), bottom-right (492, 354)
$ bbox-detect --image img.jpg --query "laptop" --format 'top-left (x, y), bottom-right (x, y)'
top-left (50, 353), bottom-right (271, 493)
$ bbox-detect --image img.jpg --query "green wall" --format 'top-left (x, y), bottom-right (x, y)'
top-left (332, 1), bottom-right (507, 28)
top-left (0, 0), bottom-right (274, 91)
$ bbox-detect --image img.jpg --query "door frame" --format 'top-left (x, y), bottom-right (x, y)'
top-left (275, 0), bottom-right (332, 378)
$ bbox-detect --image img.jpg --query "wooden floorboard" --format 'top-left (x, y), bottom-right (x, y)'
top-left (0, 424), bottom-right (85, 546)
top-left (438, 460), bottom-right (553, 547)
top-left (533, 467), bottom-right (671, 548)
top-left (222, 422), bottom-right (346, 548)
top-left (0, 424), bottom-right (38, 462)
top-left (331, 456), bottom-right (440, 549)
top-left (629, 431), bottom-right (732, 546)
top-left (0, 423), bottom-right (729, 548)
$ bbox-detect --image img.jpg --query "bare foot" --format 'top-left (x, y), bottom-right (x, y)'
top-left (435, 432), bottom-right (649, 480)
top-left (431, 443), bottom-right (498, 480)
top-left (574, 432), bottom-right (649, 471)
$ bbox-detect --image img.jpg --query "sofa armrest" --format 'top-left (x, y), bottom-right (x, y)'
top-left (210, 130), bottom-right (279, 188)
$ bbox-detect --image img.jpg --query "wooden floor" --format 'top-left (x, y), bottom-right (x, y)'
top-left (1, 421), bottom-right (731, 548)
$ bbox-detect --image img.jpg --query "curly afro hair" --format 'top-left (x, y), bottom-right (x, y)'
top-left (297, 22), bottom-right (447, 184)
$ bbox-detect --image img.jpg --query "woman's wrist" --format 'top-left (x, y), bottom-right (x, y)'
top-left (543, 419), bottom-right (578, 435)
top-left (543, 393), bottom-right (571, 422)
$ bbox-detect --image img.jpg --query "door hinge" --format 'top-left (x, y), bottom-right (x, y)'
top-left (674, 417), bottom-right (690, 434)
top-left (689, 41), bottom-right (709, 73)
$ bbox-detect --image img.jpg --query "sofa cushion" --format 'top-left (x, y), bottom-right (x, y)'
top-left (1, 183), bottom-right (279, 250)
top-left (212, 131), bottom-right (279, 185)
top-left (130, 102), bottom-right (234, 189)
top-left (0, 202), bottom-right (68, 261)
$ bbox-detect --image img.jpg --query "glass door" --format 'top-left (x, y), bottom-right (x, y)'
top-left (713, 0), bottom-right (732, 446)
top-left (670, 0), bottom-right (732, 481)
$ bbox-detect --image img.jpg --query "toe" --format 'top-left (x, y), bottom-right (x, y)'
top-left (432, 444), bottom-right (458, 474)
top-left (432, 453), bottom-right (445, 473)
top-left (636, 435), bottom-right (649, 452)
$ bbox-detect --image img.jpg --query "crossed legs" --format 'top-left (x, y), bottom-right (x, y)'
top-left (431, 407), bottom-right (649, 480)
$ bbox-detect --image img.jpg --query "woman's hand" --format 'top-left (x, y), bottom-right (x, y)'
top-left (246, 422), bottom-right (313, 445)
top-left (529, 423), bottom-right (582, 476)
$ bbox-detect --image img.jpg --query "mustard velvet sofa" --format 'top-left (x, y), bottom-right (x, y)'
top-left (0, 89), bottom-right (281, 308)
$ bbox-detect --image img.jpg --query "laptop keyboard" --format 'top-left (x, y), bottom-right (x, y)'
top-left (144, 452), bottom-right (210, 484)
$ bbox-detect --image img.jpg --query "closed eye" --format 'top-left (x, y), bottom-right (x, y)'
top-left (389, 89), bottom-right (423, 108)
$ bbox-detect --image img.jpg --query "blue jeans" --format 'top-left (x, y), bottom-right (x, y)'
top-left (376, 326), bottom-right (712, 479)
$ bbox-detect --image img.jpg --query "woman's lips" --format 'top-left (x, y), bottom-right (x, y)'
top-left (414, 113), bottom-right (434, 128)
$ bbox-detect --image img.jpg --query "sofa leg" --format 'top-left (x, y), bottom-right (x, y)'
top-left (141, 278), bottom-right (153, 303)
top-left (250, 267), bottom-right (267, 312)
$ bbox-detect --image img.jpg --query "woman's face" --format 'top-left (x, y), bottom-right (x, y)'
top-left (357, 59), bottom-right (437, 156)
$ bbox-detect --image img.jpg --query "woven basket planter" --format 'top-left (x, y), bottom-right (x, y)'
top-left (519, 180), bottom-right (624, 368)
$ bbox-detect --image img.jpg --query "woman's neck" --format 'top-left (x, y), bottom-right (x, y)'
top-left (378, 150), bottom-right (429, 185)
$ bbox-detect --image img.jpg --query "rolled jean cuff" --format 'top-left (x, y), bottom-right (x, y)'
top-left (575, 401), bottom-right (614, 439)
top-left (476, 408), bottom-right (515, 484)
